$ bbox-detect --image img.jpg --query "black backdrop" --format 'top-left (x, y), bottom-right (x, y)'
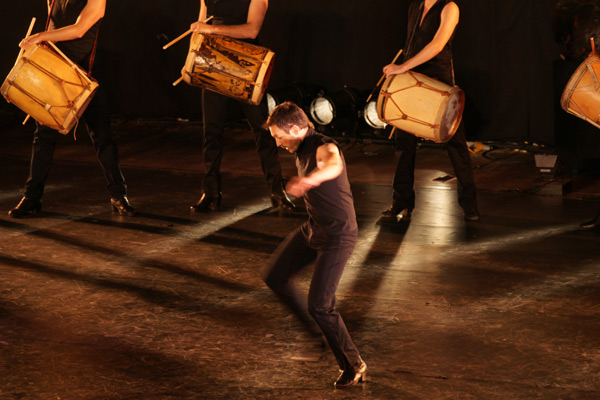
top-left (2, 0), bottom-right (600, 164)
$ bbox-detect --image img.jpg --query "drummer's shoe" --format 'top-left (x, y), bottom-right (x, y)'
top-left (580, 212), bottom-right (600, 231)
top-left (110, 196), bottom-right (136, 216)
top-left (334, 357), bottom-right (367, 388)
top-left (381, 205), bottom-right (411, 221)
top-left (8, 197), bottom-right (42, 218)
top-left (270, 189), bottom-right (295, 210)
top-left (463, 207), bottom-right (480, 221)
top-left (190, 192), bottom-right (222, 212)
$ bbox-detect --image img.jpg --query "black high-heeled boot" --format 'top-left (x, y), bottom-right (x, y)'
top-left (190, 193), bottom-right (222, 212)
top-left (580, 212), bottom-right (600, 231)
top-left (270, 189), bottom-right (295, 210)
top-left (381, 205), bottom-right (411, 221)
top-left (8, 197), bottom-right (42, 218)
top-left (111, 196), bottom-right (136, 216)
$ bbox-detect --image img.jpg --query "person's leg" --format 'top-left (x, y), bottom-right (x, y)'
top-left (9, 124), bottom-right (57, 217)
top-left (307, 241), bottom-right (361, 370)
top-left (192, 90), bottom-right (228, 211)
top-left (382, 130), bottom-right (418, 219)
top-left (241, 100), bottom-right (294, 209)
top-left (445, 122), bottom-right (479, 220)
top-left (263, 223), bottom-right (321, 337)
top-left (83, 83), bottom-right (133, 216)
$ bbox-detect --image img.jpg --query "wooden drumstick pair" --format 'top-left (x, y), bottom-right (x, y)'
top-left (365, 48), bottom-right (403, 104)
top-left (162, 15), bottom-right (214, 50)
top-left (364, 48), bottom-right (403, 139)
top-left (163, 16), bottom-right (214, 86)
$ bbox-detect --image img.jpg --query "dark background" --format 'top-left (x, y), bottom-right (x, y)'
top-left (2, 0), bottom-right (600, 167)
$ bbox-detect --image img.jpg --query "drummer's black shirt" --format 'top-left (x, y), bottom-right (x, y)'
top-left (205, 0), bottom-right (259, 44)
top-left (295, 129), bottom-right (358, 242)
top-left (404, 0), bottom-right (455, 85)
top-left (50, 0), bottom-right (101, 67)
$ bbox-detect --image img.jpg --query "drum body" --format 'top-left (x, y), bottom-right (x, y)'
top-left (1, 43), bottom-right (98, 135)
top-left (182, 33), bottom-right (274, 105)
top-left (561, 54), bottom-right (600, 129)
top-left (376, 71), bottom-right (465, 143)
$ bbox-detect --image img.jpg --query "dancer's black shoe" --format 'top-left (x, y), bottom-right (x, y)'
top-left (111, 196), bottom-right (136, 216)
top-left (334, 357), bottom-right (367, 388)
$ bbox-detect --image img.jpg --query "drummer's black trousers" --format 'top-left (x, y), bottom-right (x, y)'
top-left (23, 83), bottom-right (127, 201)
top-left (391, 121), bottom-right (478, 213)
top-left (201, 89), bottom-right (283, 196)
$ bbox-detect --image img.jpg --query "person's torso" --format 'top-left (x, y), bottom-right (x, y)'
top-left (295, 131), bottom-right (358, 238)
top-left (205, 0), bottom-right (258, 44)
top-left (205, 0), bottom-right (251, 25)
top-left (51, 0), bottom-right (101, 67)
top-left (404, 0), bottom-right (455, 85)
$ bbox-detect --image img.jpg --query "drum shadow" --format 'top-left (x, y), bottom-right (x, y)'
top-left (0, 218), bottom-right (254, 294)
top-left (197, 226), bottom-right (283, 254)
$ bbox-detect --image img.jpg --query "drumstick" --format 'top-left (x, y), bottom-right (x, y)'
top-left (20, 18), bottom-right (37, 126)
top-left (172, 77), bottom-right (184, 86)
top-left (388, 127), bottom-right (397, 140)
top-left (366, 49), bottom-right (403, 103)
top-left (163, 16), bottom-right (214, 50)
top-left (592, 37), bottom-right (596, 55)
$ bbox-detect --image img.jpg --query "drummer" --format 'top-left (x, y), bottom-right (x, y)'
top-left (9, 0), bottom-right (135, 218)
top-left (381, 0), bottom-right (479, 222)
top-left (188, 0), bottom-right (294, 212)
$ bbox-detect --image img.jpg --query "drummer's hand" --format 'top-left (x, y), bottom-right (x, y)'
top-left (19, 33), bottom-right (43, 49)
top-left (191, 21), bottom-right (214, 34)
top-left (383, 63), bottom-right (409, 77)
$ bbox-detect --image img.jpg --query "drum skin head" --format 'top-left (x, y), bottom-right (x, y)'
top-left (561, 54), bottom-right (600, 129)
top-left (182, 33), bottom-right (274, 105)
top-left (1, 43), bottom-right (98, 134)
top-left (376, 71), bottom-right (465, 143)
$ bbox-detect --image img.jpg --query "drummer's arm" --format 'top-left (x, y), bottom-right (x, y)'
top-left (198, 0), bottom-right (207, 21)
top-left (191, 0), bottom-right (268, 40)
top-left (20, 0), bottom-right (105, 48)
top-left (384, 2), bottom-right (459, 76)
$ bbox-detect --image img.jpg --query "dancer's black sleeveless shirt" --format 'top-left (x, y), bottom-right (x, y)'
top-left (404, 0), bottom-right (456, 85)
top-left (50, 0), bottom-right (101, 67)
top-left (205, 0), bottom-right (259, 44)
top-left (295, 130), bottom-right (358, 240)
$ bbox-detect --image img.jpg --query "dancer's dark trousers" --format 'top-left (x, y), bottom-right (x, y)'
top-left (392, 121), bottom-right (477, 212)
top-left (201, 89), bottom-right (283, 196)
top-left (264, 222), bottom-right (361, 370)
top-left (24, 83), bottom-right (127, 201)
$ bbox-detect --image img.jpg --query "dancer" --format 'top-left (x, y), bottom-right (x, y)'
top-left (263, 102), bottom-right (366, 388)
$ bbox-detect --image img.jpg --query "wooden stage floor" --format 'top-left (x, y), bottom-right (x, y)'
top-left (1, 120), bottom-right (599, 399)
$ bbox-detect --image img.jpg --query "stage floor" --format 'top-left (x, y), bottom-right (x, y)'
top-left (1, 120), bottom-right (599, 399)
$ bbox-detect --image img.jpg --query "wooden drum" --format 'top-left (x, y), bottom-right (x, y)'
top-left (181, 33), bottom-right (274, 105)
top-left (561, 54), bottom-right (600, 129)
top-left (1, 42), bottom-right (98, 135)
top-left (376, 71), bottom-right (465, 143)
